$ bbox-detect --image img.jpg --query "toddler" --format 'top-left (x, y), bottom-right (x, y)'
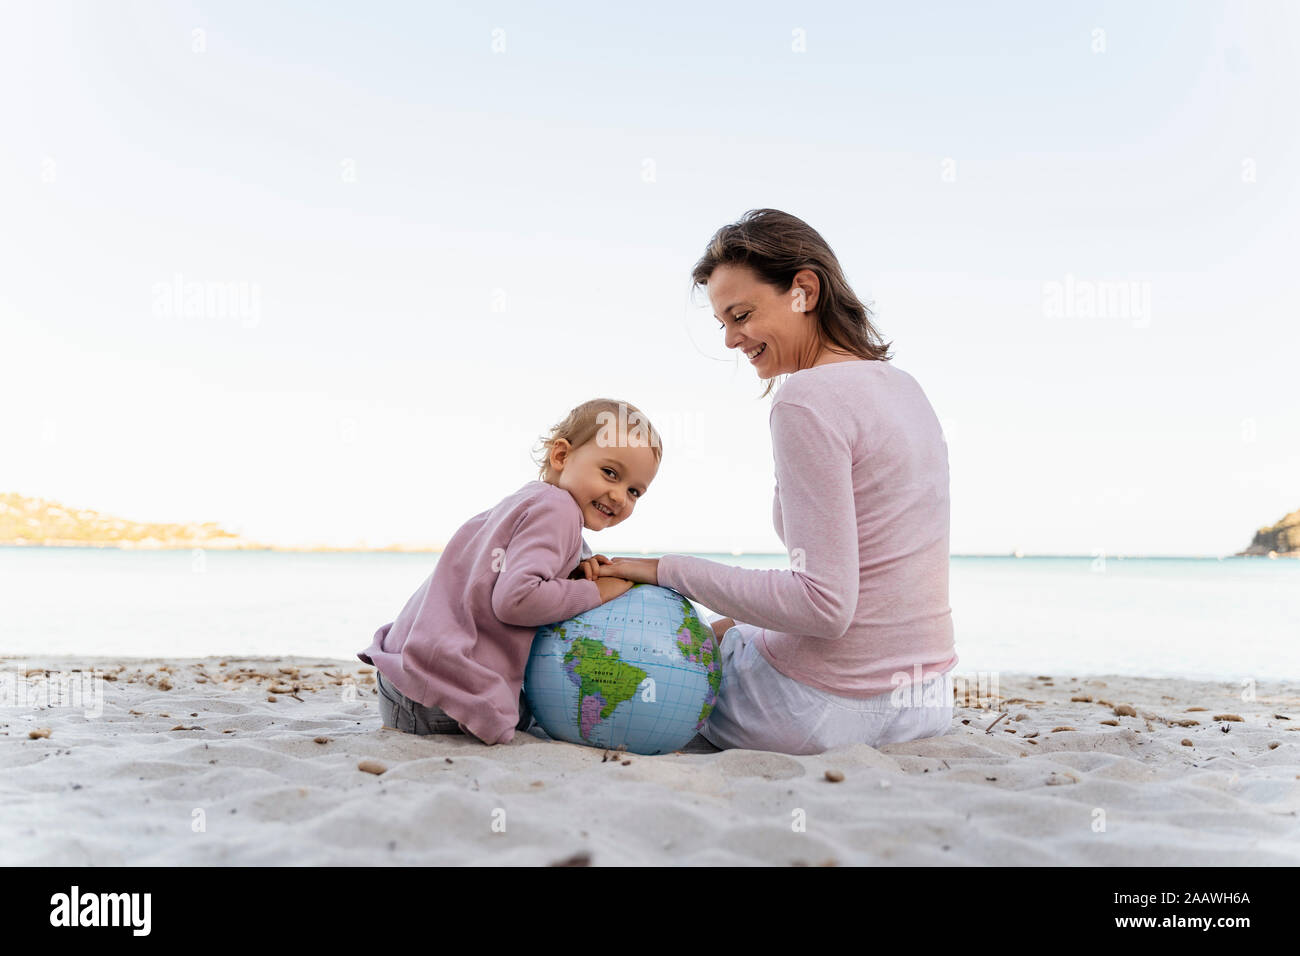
top-left (358, 398), bottom-right (663, 744)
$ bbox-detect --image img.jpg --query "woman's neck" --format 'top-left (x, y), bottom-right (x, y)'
top-left (808, 346), bottom-right (861, 369)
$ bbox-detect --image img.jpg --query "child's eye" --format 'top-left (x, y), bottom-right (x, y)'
top-left (603, 467), bottom-right (640, 498)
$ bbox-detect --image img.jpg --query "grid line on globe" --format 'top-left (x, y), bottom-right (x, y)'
top-left (523, 584), bottom-right (724, 755)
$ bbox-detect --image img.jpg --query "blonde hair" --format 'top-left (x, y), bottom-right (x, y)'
top-left (532, 398), bottom-right (664, 482)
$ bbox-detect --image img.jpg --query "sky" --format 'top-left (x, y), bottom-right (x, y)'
top-left (2, 0), bottom-right (1298, 556)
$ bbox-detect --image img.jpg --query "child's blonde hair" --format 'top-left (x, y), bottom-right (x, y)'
top-left (532, 398), bottom-right (664, 482)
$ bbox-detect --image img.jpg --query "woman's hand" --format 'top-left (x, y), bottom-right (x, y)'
top-left (595, 557), bottom-right (659, 586)
top-left (570, 554), bottom-right (613, 581)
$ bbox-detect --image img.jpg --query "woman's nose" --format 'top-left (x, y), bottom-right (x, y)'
top-left (723, 325), bottom-right (744, 349)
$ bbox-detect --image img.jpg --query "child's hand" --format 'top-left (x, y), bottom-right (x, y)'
top-left (570, 554), bottom-right (613, 581)
top-left (596, 575), bottom-right (635, 604)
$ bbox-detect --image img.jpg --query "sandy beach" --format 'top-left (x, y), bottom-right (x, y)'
top-left (2, 655), bottom-right (1298, 866)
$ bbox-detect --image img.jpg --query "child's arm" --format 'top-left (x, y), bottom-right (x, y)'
top-left (490, 496), bottom-right (606, 628)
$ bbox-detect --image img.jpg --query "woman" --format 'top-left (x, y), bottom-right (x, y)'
top-left (597, 208), bottom-right (957, 755)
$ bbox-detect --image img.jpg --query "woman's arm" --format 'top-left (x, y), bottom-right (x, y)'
top-left (652, 400), bottom-right (860, 639)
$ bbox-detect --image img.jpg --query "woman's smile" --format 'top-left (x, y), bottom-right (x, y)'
top-left (745, 342), bottom-right (767, 362)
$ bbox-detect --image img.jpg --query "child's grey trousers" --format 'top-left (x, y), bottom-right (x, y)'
top-left (376, 669), bottom-right (534, 737)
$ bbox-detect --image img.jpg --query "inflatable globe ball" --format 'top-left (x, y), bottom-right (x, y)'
top-left (523, 583), bottom-right (723, 755)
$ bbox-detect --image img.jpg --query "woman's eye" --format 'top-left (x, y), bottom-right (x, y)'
top-left (718, 312), bottom-right (749, 330)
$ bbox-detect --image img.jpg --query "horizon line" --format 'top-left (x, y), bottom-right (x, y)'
top-left (0, 543), bottom-right (1292, 561)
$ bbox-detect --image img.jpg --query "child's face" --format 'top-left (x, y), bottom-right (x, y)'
top-left (547, 437), bottom-right (659, 531)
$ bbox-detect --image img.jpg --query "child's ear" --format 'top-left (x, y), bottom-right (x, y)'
top-left (548, 438), bottom-right (572, 474)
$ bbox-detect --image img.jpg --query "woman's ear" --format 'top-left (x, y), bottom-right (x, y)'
top-left (790, 268), bottom-right (820, 314)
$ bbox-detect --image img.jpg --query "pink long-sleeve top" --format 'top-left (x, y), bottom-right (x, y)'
top-left (657, 359), bottom-right (957, 698)
top-left (357, 480), bottom-right (602, 744)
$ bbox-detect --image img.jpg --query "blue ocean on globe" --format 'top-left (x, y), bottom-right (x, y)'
top-left (523, 583), bottom-right (724, 755)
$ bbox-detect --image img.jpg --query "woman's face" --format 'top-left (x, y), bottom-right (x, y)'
top-left (706, 263), bottom-right (821, 377)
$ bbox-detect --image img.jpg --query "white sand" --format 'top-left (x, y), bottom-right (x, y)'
top-left (2, 656), bottom-right (1298, 865)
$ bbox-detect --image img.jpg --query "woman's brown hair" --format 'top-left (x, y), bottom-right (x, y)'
top-left (532, 398), bottom-right (663, 482)
top-left (690, 208), bottom-right (892, 398)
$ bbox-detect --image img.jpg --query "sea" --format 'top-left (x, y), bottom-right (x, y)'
top-left (1, 548), bottom-right (1296, 683)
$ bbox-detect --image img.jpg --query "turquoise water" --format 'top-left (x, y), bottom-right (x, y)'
top-left (1, 548), bottom-right (1296, 682)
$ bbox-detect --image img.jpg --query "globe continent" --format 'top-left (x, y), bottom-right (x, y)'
top-left (523, 583), bottom-right (723, 755)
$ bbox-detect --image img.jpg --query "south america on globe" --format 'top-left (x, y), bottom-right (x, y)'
top-left (523, 583), bottom-right (724, 755)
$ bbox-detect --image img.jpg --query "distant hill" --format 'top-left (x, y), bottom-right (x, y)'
top-left (0, 493), bottom-right (446, 552)
top-left (0, 493), bottom-right (266, 549)
top-left (1238, 507), bottom-right (1300, 557)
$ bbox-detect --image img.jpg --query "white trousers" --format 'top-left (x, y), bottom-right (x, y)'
top-left (699, 622), bottom-right (954, 755)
